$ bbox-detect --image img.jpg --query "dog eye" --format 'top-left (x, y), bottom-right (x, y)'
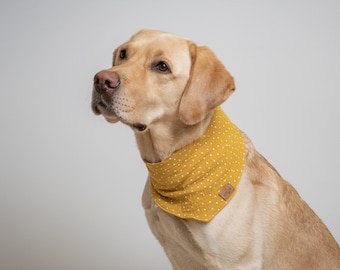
top-left (155, 61), bottom-right (171, 73)
top-left (119, 49), bottom-right (126, 59)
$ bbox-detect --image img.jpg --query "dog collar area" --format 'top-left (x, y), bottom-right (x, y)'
top-left (144, 107), bottom-right (246, 222)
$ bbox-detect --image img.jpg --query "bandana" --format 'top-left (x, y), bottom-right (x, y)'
top-left (144, 107), bottom-right (246, 222)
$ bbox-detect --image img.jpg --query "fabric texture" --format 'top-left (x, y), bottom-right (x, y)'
top-left (144, 107), bottom-right (246, 222)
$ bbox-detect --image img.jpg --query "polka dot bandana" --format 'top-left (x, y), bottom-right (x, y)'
top-left (144, 107), bottom-right (246, 222)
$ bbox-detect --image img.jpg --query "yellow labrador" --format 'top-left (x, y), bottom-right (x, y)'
top-left (91, 29), bottom-right (340, 269)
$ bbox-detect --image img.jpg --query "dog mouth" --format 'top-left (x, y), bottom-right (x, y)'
top-left (132, 123), bottom-right (147, 132)
top-left (92, 101), bottom-right (118, 122)
top-left (92, 101), bottom-right (106, 115)
top-left (122, 118), bottom-right (148, 132)
top-left (92, 102), bottom-right (147, 132)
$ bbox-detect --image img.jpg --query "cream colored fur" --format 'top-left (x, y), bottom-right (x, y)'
top-left (92, 29), bottom-right (340, 269)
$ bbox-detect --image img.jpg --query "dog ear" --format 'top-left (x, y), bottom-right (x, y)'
top-left (179, 43), bottom-right (235, 125)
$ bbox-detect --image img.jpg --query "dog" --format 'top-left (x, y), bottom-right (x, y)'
top-left (91, 29), bottom-right (340, 269)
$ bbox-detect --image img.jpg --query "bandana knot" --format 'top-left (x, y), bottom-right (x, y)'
top-left (144, 107), bottom-right (246, 222)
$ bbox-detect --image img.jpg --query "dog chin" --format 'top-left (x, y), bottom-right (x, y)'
top-left (104, 116), bottom-right (119, 123)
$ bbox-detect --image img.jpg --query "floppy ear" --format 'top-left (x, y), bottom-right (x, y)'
top-left (179, 43), bottom-right (236, 125)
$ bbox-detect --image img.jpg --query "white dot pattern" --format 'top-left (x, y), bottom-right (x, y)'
top-left (145, 107), bottom-right (246, 222)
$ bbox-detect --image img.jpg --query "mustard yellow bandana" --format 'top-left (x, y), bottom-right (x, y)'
top-left (144, 107), bottom-right (246, 222)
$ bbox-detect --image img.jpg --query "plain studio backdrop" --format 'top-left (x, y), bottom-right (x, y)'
top-left (1, 1), bottom-right (339, 269)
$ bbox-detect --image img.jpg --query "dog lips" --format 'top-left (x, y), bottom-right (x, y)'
top-left (133, 123), bottom-right (147, 131)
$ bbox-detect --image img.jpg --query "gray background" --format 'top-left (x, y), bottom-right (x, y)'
top-left (1, 0), bottom-right (339, 269)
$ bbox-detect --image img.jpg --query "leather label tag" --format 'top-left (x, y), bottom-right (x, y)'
top-left (219, 183), bottom-right (235, 201)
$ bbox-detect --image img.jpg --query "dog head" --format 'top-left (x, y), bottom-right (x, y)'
top-left (91, 29), bottom-right (235, 132)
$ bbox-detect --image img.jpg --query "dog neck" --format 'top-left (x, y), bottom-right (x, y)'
top-left (143, 107), bottom-right (246, 222)
top-left (134, 111), bottom-right (214, 163)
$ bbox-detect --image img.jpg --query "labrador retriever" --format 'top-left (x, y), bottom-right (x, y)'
top-left (91, 29), bottom-right (340, 269)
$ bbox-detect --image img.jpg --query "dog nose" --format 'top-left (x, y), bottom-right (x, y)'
top-left (93, 70), bottom-right (120, 95)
